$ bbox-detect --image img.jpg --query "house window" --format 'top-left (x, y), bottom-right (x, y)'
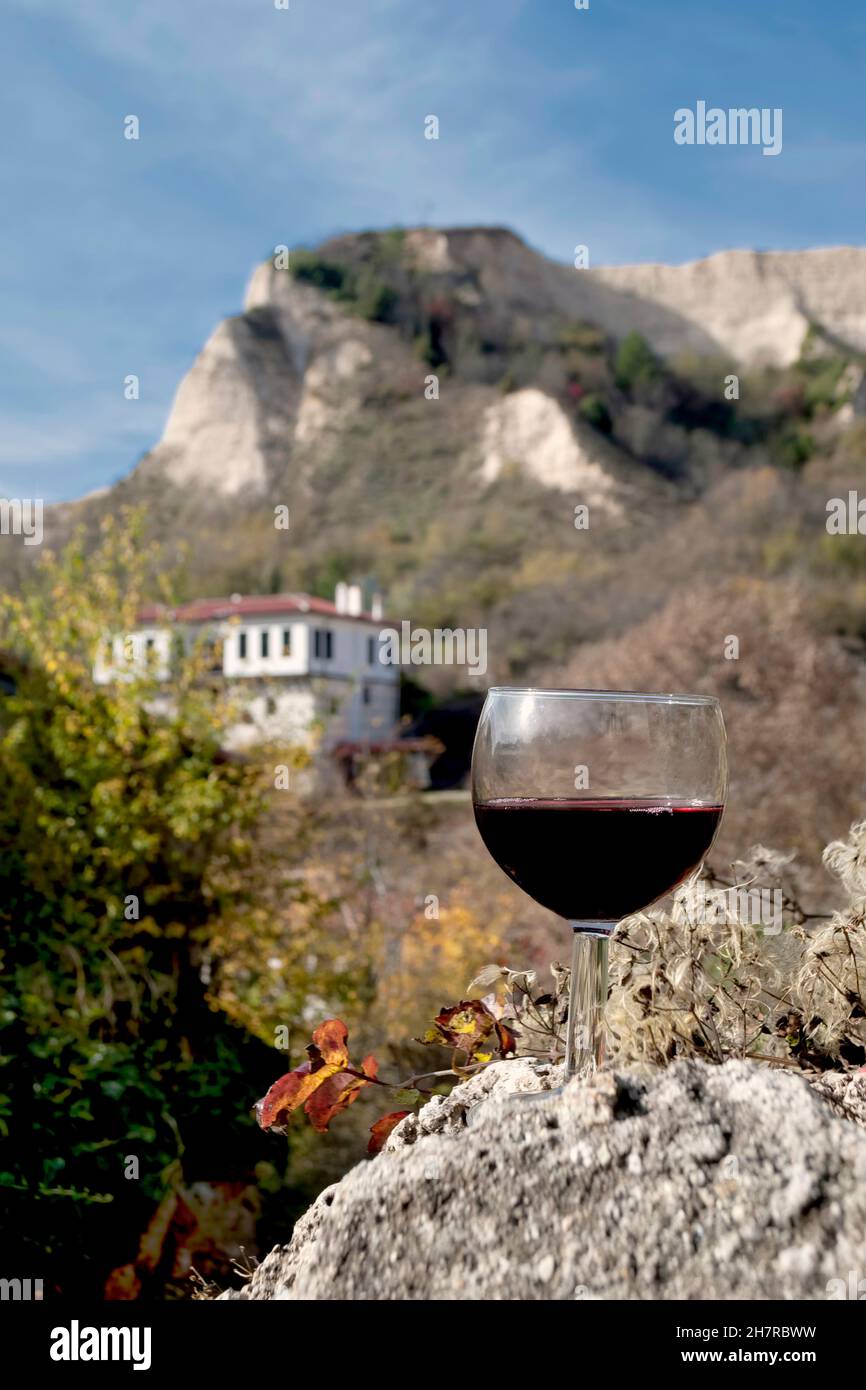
top-left (261, 630), bottom-right (270, 659)
top-left (362, 684), bottom-right (371, 706)
top-left (238, 631), bottom-right (247, 660)
top-left (367, 636), bottom-right (376, 665)
top-left (282, 627), bottom-right (292, 657)
top-left (314, 629), bottom-right (333, 660)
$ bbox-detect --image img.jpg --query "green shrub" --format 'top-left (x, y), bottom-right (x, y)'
top-left (289, 248), bottom-right (398, 324)
top-left (288, 252), bottom-right (348, 294)
top-left (801, 358), bottom-right (849, 415)
top-left (614, 331), bottom-right (661, 393)
top-left (578, 393), bottom-right (613, 435)
top-left (353, 269), bottom-right (398, 323)
top-left (414, 327), bottom-right (447, 369)
top-left (773, 426), bottom-right (815, 470)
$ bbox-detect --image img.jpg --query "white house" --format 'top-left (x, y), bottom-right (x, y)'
top-left (93, 583), bottom-right (400, 750)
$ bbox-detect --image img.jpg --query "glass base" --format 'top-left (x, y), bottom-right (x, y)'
top-left (465, 929), bottom-right (610, 1125)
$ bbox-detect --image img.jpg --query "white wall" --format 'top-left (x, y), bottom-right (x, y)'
top-left (93, 612), bottom-right (400, 748)
top-left (222, 617), bottom-right (309, 677)
top-left (93, 628), bottom-right (172, 683)
top-left (305, 674), bottom-right (399, 747)
top-left (224, 684), bottom-right (319, 751)
top-left (223, 676), bottom-right (399, 751)
top-left (225, 614), bottom-right (393, 688)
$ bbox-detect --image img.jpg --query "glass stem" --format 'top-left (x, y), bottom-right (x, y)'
top-left (565, 925), bottom-right (609, 1079)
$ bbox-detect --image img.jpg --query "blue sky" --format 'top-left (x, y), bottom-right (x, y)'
top-left (2, 0), bottom-right (865, 502)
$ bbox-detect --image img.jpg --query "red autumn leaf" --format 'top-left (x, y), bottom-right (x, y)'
top-left (104, 1263), bottom-right (142, 1301)
top-left (420, 999), bottom-right (498, 1057)
top-left (306, 1018), bottom-right (350, 1070)
top-left (256, 1021), bottom-right (380, 1135)
top-left (417, 997), bottom-right (520, 1064)
top-left (304, 1055), bottom-right (379, 1133)
top-left (256, 1062), bottom-right (322, 1130)
top-left (495, 1018), bottom-right (518, 1057)
top-left (368, 1110), bottom-right (411, 1156)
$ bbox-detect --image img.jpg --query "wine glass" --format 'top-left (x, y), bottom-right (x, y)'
top-left (471, 688), bottom-right (727, 1083)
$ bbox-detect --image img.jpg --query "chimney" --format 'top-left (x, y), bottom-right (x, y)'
top-left (346, 584), bottom-right (363, 617)
top-left (335, 581), bottom-right (349, 614)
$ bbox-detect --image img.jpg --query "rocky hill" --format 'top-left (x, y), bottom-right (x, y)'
top-left (34, 229), bottom-right (866, 624)
top-left (136, 229), bottom-right (866, 500)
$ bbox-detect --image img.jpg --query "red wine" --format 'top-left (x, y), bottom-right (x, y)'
top-left (473, 797), bottom-right (723, 927)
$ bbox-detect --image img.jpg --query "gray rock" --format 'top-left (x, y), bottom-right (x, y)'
top-left (233, 1060), bottom-right (866, 1301)
top-left (808, 1067), bottom-right (866, 1128)
top-left (383, 1056), bottom-right (562, 1150)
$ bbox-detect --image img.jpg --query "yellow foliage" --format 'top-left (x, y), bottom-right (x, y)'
top-left (374, 897), bottom-right (507, 1043)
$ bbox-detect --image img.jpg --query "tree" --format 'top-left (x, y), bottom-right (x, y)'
top-left (0, 514), bottom-right (280, 1294)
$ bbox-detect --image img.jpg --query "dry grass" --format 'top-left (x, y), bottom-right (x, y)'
top-left (606, 820), bottom-right (866, 1072)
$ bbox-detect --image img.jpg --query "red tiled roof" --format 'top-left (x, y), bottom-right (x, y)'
top-left (137, 594), bottom-right (382, 625)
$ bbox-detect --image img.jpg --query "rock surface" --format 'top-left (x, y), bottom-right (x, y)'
top-left (480, 388), bottom-right (627, 513)
top-left (147, 308), bottom-right (300, 497)
top-left (592, 246), bottom-right (866, 367)
top-left (227, 1059), bottom-right (866, 1301)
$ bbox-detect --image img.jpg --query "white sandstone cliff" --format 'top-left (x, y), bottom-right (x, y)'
top-left (132, 230), bottom-right (866, 500)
